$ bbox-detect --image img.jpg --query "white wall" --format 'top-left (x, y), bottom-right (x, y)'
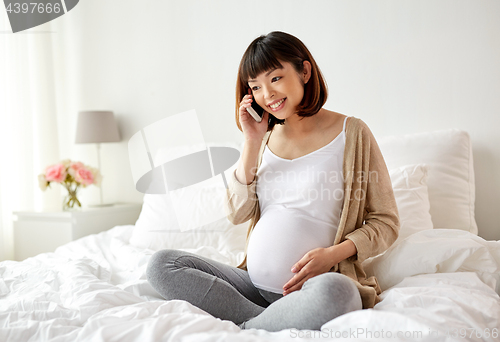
top-left (49, 0), bottom-right (500, 240)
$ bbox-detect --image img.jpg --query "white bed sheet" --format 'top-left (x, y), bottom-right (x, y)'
top-left (1, 226), bottom-right (499, 342)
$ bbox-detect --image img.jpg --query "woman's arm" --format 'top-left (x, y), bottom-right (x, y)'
top-left (225, 94), bottom-right (270, 225)
top-left (235, 139), bottom-right (262, 185)
top-left (343, 121), bottom-right (400, 264)
top-left (224, 138), bottom-right (265, 225)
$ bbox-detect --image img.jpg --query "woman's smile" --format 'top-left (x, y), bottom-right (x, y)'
top-left (268, 98), bottom-right (287, 111)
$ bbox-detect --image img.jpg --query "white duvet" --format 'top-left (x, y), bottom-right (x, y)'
top-left (1, 227), bottom-right (499, 342)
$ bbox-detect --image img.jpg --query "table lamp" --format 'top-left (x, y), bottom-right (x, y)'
top-left (75, 110), bottom-right (121, 207)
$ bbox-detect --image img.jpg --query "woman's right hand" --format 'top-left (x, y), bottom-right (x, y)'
top-left (239, 90), bottom-right (269, 144)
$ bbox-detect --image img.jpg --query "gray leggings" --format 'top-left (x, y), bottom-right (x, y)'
top-left (146, 249), bottom-right (362, 332)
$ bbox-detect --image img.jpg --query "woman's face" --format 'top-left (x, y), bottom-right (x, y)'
top-left (247, 61), bottom-right (311, 121)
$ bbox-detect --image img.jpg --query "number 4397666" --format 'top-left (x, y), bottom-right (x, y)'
top-left (6, 3), bottom-right (62, 14)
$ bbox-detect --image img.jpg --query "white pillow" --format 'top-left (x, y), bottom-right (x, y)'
top-left (129, 142), bottom-right (248, 257)
top-left (129, 192), bottom-right (248, 253)
top-left (378, 129), bottom-right (477, 234)
top-left (389, 164), bottom-right (433, 246)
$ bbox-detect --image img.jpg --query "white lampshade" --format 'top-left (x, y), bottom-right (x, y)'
top-left (75, 111), bottom-right (120, 144)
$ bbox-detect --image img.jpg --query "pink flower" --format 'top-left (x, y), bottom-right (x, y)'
top-left (88, 167), bottom-right (102, 187)
top-left (75, 167), bottom-right (94, 185)
top-left (70, 161), bottom-right (84, 171)
top-left (68, 161), bottom-right (84, 178)
top-left (45, 164), bottom-right (67, 183)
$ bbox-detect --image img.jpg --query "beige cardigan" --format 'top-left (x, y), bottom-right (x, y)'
top-left (224, 116), bottom-right (400, 309)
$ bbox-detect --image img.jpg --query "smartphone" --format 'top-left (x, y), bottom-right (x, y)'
top-left (246, 99), bottom-right (264, 122)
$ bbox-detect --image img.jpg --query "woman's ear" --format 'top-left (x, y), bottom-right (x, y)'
top-left (302, 61), bottom-right (312, 84)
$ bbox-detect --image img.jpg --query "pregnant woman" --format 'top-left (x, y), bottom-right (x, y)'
top-left (147, 31), bottom-right (400, 332)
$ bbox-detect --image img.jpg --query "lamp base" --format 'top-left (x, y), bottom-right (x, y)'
top-left (88, 203), bottom-right (115, 208)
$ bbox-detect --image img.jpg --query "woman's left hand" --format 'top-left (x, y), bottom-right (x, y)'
top-left (282, 239), bottom-right (357, 296)
top-left (282, 246), bottom-right (339, 296)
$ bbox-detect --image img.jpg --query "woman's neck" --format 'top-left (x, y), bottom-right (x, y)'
top-left (281, 108), bottom-right (327, 139)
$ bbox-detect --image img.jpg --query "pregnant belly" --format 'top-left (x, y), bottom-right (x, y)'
top-left (246, 207), bottom-right (337, 293)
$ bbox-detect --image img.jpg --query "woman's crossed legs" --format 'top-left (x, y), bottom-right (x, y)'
top-left (146, 249), bottom-right (362, 332)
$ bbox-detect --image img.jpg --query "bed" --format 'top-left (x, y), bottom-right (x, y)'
top-left (1, 127), bottom-right (499, 342)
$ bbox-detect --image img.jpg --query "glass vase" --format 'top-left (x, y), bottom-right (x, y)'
top-left (62, 184), bottom-right (82, 211)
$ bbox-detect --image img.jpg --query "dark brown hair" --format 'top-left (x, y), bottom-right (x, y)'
top-left (235, 31), bottom-right (328, 132)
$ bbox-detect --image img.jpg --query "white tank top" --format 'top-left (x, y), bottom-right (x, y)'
top-left (246, 116), bottom-right (347, 293)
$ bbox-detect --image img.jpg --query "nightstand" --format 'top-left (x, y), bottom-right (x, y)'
top-left (13, 203), bottom-right (142, 261)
